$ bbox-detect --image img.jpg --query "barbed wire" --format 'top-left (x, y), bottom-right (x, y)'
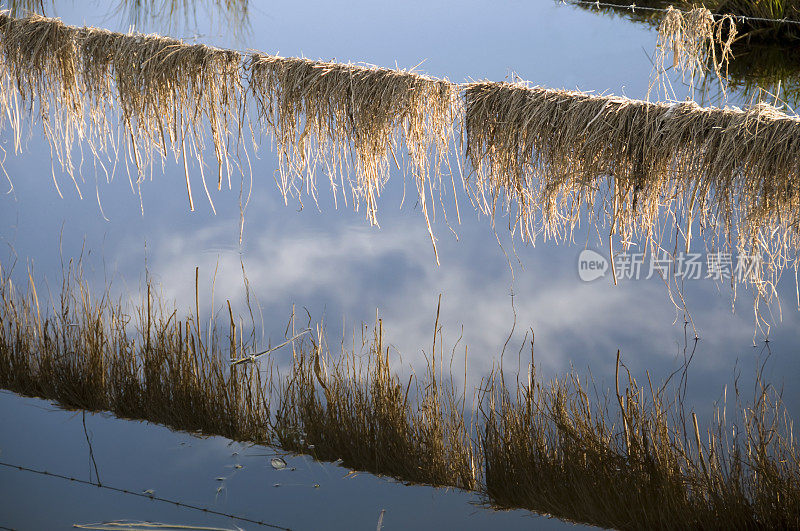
top-left (0, 460), bottom-right (292, 530)
top-left (562, 0), bottom-right (800, 27)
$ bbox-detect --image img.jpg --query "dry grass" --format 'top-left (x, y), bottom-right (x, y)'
top-left (464, 81), bottom-right (800, 297)
top-left (0, 12), bottom-right (460, 257)
top-left (571, 0), bottom-right (800, 42)
top-left (247, 54), bottom-right (459, 262)
top-left (0, 261), bottom-right (798, 528)
top-left (482, 349), bottom-right (800, 528)
top-left (574, 2), bottom-right (800, 105)
top-left (652, 6), bottom-right (737, 99)
top-left (0, 261), bottom-right (271, 440)
top-left (79, 24), bottom-right (242, 210)
top-left (271, 315), bottom-right (476, 489)
top-left (701, 0), bottom-right (800, 41)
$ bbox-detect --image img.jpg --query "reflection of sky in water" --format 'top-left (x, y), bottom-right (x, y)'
top-left (1, 1), bottom-right (799, 527)
top-left (0, 391), bottom-right (575, 529)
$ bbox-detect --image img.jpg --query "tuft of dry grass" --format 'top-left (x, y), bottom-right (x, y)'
top-left (0, 261), bottom-right (798, 528)
top-left (0, 261), bottom-right (271, 440)
top-left (247, 54), bottom-right (459, 262)
top-left (570, 0), bottom-right (800, 43)
top-left (697, 0), bottom-right (800, 42)
top-left (652, 6), bottom-right (737, 99)
top-left (0, 12), bottom-right (460, 256)
top-left (79, 25), bottom-right (243, 210)
top-left (0, 11), bottom-right (84, 196)
top-left (271, 316), bottom-right (476, 489)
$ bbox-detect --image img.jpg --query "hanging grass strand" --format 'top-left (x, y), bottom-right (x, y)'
top-left (652, 6), bottom-right (738, 99)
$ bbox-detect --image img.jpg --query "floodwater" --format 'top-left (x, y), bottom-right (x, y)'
top-left (1, 1), bottom-right (799, 529)
top-left (0, 391), bottom-right (573, 529)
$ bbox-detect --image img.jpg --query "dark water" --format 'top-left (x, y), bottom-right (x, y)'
top-left (0, 1), bottom-right (798, 528)
top-left (0, 391), bottom-right (577, 530)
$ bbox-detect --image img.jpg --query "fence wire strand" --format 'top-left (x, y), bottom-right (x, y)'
top-left (0, 460), bottom-right (292, 530)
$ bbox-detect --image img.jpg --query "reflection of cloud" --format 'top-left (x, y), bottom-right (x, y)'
top-left (129, 217), bottom-right (799, 409)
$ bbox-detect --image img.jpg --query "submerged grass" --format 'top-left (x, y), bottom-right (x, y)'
top-left (0, 261), bottom-right (797, 528)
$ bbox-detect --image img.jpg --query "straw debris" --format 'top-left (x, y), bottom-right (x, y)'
top-left (464, 81), bottom-right (800, 294)
top-left (80, 25), bottom-right (242, 209)
top-left (653, 6), bottom-right (737, 98)
top-left (0, 11), bottom-right (244, 211)
top-left (247, 54), bottom-right (459, 262)
top-left (1, 10), bottom-right (800, 288)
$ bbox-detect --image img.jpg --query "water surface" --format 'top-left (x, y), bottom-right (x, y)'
top-left (1, 1), bottom-right (798, 528)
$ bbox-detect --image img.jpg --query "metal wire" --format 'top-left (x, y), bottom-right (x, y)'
top-left (0, 460), bottom-right (292, 530)
top-left (562, 0), bottom-right (800, 27)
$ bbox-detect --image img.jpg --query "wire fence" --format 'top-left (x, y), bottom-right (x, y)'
top-left (0, 460), bottom-right (292, 530)
top-left (562, 0), bottom-right (800, 27)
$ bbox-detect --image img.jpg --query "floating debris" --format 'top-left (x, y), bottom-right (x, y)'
top-left (270, 457), bottom-right (287, 470)
top-left (74, 521), bottom-right (241, 531)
